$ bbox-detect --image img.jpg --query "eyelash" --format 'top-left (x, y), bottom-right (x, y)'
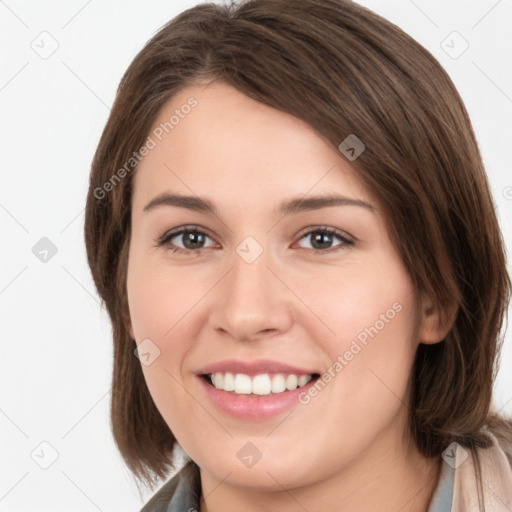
top-left (155, 225), bottom-right (354, 256)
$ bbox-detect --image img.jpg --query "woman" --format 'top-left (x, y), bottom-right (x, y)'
top-left (84, 0), bottom-right (512, 510)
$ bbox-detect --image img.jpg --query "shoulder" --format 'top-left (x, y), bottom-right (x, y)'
top-left (452, 432), bottom-right (512, 511)
top-left (140, 461), bottom-right (201, 512)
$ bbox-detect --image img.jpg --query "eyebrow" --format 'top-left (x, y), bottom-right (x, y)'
top-left (143, 192), bottom-right (376, 216)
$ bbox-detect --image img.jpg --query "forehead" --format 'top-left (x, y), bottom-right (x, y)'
top-left (132, 82), bottom-right (377, 214)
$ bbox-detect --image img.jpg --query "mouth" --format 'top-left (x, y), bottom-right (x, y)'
top-left (200, 372), bottom-right (321, 397)
top-left (196, 359), bottom-right (322, 419)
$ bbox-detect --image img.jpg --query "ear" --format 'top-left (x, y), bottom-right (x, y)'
top-left (417, 291), bottom-right (458, 345)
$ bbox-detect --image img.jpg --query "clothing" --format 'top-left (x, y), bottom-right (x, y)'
top-left (140, 435), bottom-right (512, 512)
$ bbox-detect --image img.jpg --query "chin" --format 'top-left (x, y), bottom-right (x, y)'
top-left (198, 452), bottom-right (317, 492)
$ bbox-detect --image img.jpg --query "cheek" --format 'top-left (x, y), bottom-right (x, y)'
top-left (127, 247), bottom-right (211, 343)
top-left (326, 298), bottom-right (417, 410)
top-left (289, 255), bottom-right (417, 353)
top-left (298, 256), bottom-right (418, 417)
top-left (126, 250), bottom-right (214, 422)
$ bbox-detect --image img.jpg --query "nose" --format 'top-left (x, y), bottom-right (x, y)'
top-left (209, 244), bottom-right (294, 342)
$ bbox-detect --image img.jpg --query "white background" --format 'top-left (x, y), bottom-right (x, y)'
top-left (1, 0), bottom-right (511, 510)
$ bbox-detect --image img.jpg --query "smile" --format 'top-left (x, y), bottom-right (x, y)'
top-left (206, 372), bottom-right (317, 396)
top-left (196, 360), bottom-right (321, 420)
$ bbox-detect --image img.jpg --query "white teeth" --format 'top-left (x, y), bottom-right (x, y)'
top-left (223, 372), bottom-right (235, 391)
top-left (212, 373), bottom-right (223, 389)
top-left (209, 372), bottom-right (313, 395)
top-left (234, 374), bottom-right (252, 394)
top-left (285, 374), bottom-right (298, 391)
top-left (252, 374), bottom-right (272, 395)
top-left (298, 375), bottom-right (310, 387)
top-left (271, 374), bottom-right (286, 393)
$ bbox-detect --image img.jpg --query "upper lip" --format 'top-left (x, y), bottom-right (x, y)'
top-left (197, 359), bottom-right (319, 377)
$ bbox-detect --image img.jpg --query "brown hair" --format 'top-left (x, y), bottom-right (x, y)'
top-left (84, 0), bottom-right (512, 501)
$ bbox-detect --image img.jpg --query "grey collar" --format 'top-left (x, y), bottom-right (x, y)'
top-left (140, 462), bottom-right (201, 512)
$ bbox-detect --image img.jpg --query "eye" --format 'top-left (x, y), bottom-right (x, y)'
top-left (295, 227), bottom-right (353, 254)
top-left (155, 225), bottom-right (354, 256)
top-left (155, 226), bottom-right (217, 254)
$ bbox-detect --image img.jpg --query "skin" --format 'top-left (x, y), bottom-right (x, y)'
top-left (126, 81), bottom-right (452, 512)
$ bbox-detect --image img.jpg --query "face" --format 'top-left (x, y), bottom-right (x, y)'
top-left (126, 81), bottom-right (435, 491)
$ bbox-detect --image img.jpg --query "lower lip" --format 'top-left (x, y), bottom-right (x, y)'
top-left (197, 376), bottom-right (318, 420)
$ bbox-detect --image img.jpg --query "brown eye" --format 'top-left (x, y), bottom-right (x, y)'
top-left (157, 227), bottom-right (216, 254)
top-left (155, 225), bottom-right (353, 256)
top-left (296, 227), bottom-right (353, 254)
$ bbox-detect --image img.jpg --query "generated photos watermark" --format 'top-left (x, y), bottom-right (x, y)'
top-left (93, 96), bottom-right (198, 200)
top-left (298, 301), bottom-right (403, 405)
